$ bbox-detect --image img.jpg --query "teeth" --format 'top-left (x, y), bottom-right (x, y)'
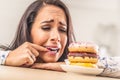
top-left (51, 50), bottom-right (57, 53)
top-left (51, 48), bottom-right (58, 51)
top-left (45, 46), bottom-right (59, 53)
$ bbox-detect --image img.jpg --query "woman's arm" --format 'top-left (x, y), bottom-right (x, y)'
top-left (0, 51), bottom-right (10, 65)
top-left (31, 62), bottom-right (66, 72)
top-left (97, 56), bottom-right (120, 78)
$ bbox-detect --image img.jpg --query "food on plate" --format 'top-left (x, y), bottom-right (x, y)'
top-left (68, 42), bottom-right (99, 68)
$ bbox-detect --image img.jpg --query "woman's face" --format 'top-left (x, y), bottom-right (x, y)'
top-left (30, 5), bottom-right (67, 62)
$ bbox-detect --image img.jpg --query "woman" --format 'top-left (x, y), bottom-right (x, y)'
top-left (0, 0), bottom-right (75, 71)
top-left (0, 0), bottom-right (120, 78)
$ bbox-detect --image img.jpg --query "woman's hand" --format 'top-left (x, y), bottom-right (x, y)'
top-left (31, 62), bottom-right (65, 72)
top-left (5, 42), bottom-right (48, 67)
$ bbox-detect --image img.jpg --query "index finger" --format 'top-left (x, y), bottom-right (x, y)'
top-left (30, 43), bottom-right (49, 52)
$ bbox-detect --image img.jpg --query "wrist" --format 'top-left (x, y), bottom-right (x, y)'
top-left (0, 51), bottom-right (11, 65)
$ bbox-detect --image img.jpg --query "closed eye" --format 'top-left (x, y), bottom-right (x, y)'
top-left (41, 25), bottom-right (51, 31)
top-left (59, 27), bottom-right (67, 33)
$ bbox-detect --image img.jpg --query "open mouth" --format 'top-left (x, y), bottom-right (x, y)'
top-left (45, 47), bottom-right (60, 54)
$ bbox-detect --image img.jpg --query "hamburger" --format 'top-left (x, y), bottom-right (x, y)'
top-left (68, 42), bottom-right (98, 68)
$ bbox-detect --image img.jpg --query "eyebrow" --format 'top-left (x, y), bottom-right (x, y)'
top-left (41, 19), bottom-right (67, 26)
top-left (41, 19), bottom-right (54, 23)
top-left (59, 22), bottom-right (67, 26)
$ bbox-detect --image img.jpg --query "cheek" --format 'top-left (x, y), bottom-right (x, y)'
top-left (62, 37), bottom-right (67, 45)
top-left (31, 31), bottom-right (49, 45)
top-left (61, 35), bottom-right (67, 50)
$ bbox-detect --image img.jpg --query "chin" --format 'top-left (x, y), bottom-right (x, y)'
top-left (39, 53), bottom-right (60, 62)
top-left (43, 58), bottom-right (58, 63)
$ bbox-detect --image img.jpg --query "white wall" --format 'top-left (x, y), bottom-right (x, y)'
top-left (0, 0), bottom-right (35, 44)
top-left (64, 0), bottom-right (120, 56)
top-left (0, 0), bottom-right (120, 56)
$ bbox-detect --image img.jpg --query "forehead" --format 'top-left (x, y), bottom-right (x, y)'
top-left (40, 5), bottom-right (65, 13)
top-left (35, 5), bottom-right (66, 21)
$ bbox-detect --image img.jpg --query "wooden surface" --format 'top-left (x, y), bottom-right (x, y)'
top-left (0, 65), bottom-right (119, 80)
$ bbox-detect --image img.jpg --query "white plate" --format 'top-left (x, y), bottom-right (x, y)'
top-left (61, 65), bottom-right (103, 75)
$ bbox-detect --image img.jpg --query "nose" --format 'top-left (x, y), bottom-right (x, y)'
top-left (50, 29), bottom-right (60, 42)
